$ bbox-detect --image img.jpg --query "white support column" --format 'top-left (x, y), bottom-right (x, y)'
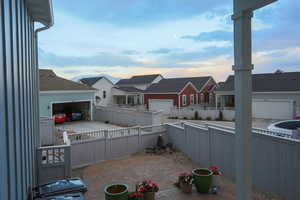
top-left (125, 95), bottom-right (128, 105)
top-left (215, 94), bottom-right (218, 109)
top-left (232, 10), bottom-right (253, 200)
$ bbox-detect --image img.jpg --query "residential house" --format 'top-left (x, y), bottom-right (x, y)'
top-left (40, 69), bottom-right (96, 120)
top-left (215, 71), bottom-right (300, 119)
top-left (144, 76), bottom-right (216, 114)
top-left (80, 76), bottom-right (114, 106)
top-left (113, 74), bottom-right (163, 106)
top-left (1, 0), bottom-right (53, 199)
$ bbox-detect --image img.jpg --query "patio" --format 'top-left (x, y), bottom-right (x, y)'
top-left (72, 152), bottom-right (281, 200)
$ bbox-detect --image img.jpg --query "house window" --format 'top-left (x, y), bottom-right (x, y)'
top-left (182, 95), bottom-right (187, 105)
top-left (190, 94), bottom-right (194, 104)
top-left (103, 90), bottom-right (106, 99)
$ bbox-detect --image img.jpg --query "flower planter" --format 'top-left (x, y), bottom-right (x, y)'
top-left (104, 184), bottom-right (129, 200)
top-left (180, 182), bottom-right (192, 193)
top-left (192, 168), bottom-right (213, 193)
top-left (144, 191), bottom-right (155, 200)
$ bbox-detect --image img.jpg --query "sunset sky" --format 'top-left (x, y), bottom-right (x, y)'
top-left (38, 0), bottom-right (300, 82)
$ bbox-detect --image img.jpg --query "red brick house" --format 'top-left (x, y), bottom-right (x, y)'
top-left (144, 76), bottom-right (216, 113)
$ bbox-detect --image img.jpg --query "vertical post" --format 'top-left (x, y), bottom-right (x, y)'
top-left (232, 10), bottom-right (253, 200)
top-left (126, 95), bottom-right (128, 105)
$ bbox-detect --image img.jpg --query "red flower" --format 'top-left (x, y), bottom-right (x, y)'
top-left (138, 186), bottom-right (146, 192)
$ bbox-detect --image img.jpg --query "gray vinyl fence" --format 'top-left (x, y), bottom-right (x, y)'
top-left (167, 123), bottom-right (300, 200)
top-left (94, 106), bottom-right (162, 126)
top-left (36, 132), bottom-right (71, 185)
top-left (70, 125), bottom-right (167, 169)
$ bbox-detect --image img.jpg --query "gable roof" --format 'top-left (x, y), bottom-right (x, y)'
top-left (40, 69), bottom-right (96, 92)
top-left (144, 76), bottom-right (211, 93)
top-left (114, 86), bottom-right (144, 93)
top-left (116, 74), bottom-right (162, 85)
top-left (216, 71), bottom-right (300, 92)
top-left (80, 76), bottom-right (114, 87)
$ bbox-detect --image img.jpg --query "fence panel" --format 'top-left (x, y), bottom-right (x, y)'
top-left (167, 122), bottom-right (300, 200)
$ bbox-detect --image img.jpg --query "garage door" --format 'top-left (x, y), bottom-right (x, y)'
top-left (149, 99), bottom-right (174, 114)
top-left (52, 101), bottom-right (92, 120)
top-left (252, 99), bottom-right (294, 120)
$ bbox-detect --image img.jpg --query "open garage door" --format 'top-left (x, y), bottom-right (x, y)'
top-left (149, 99), bottom-right (174, 114)
top-left (52, 101), bottom-right (92, 121)
top-left (252, 99), bottom-right (294, 120)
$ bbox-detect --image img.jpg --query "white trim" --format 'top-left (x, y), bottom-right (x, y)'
top-left (190, 94), bottom-right (195, 104)
top-left (199, 77), bottom-right (215, 92)
top-left (50, 99), bottom-right (93, 120)
top-left (216, 91), bottom-right (300, 96)
top-left (179, 81), bottom-right (200, 94)
top-left (182, 95), bottom-right (187, 106)
top-left (40, 90), bottom-right (95, 94)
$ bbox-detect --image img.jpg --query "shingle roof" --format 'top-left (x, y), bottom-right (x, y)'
top-left (80, 77), bottom-right (105, 86)
top-left (40, 69), bottom-right (96, 91)
top-left (116, 74), bottom-right (161, 85)
top-left (144, 76), bottom-right (211, 93)
top-left (216, 71), bottom-right (300, 92)
top-left (114, 87), bottom-right (144, 93)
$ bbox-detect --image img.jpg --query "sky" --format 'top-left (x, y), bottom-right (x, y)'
top-left (38, 0), bottom-right (300, 82)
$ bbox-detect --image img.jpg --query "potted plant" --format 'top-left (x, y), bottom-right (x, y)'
top-left (192, 168), bottom-right (213, 193)
top-left (137, 180), bottom-right (159, 200)
top-left (128, 192), bottom-right (144, 200)
top-left (178, 171), bottom-right (194, 193)
top-left (209, 166), bottom-right (222, 187)
top-left (104, 184), bottom-right (129, 200)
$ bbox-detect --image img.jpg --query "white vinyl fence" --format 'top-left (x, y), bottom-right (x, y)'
top-left (94, 106), bottom-right (163, 126)
top-left (40, 117), bottom-right (55, 146)
top-left (69, 124), bottom-right (168, 169)
top-left (170, 107), bottom-right (235, 121)
top-left (167, 123), bottom-right (300, 200)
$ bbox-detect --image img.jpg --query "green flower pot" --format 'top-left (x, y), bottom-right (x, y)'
top-left (104, 184), bottom-right (129, 200)
top-left (192, 168), bottom-right (213, 193)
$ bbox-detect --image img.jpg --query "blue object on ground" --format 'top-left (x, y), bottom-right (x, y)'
top-left (39, 193), bottom-right (85, 200)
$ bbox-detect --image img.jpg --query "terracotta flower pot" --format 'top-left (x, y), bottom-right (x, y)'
top-left (144, 191), bottom-right (155, 200)
top-left (180, 182), bottom-right (192, 193)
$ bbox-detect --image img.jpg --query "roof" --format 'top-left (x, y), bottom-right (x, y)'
top-left (145, 76), bottom-right (211, 93)
top-left (216, 71), bottom-right (300, 92)
top-left (116, 74), bottom-right (162, 85)
top-left (40, 69), bottom-right (96, 92)
top-left (26, 0), bottom-right (54, 27)
top-left (80, 77), bottom-right (108, 87)
top-left (114, 87), bottom-right (144, 93)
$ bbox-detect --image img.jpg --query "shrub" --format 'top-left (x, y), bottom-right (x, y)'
top-left (194, 111), bottom-right (199, 120)
top-left (183, 117), bottom-right (188, 120)
top-left (105, 120), bottom-right (110, 124)
top-left (217, 110), bottom-right (224, 121)
top-left (206, 117), bottom-right (211, 121)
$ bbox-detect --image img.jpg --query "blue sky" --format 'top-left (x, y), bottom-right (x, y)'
top-left (38, 0), bottom-right (300, 81)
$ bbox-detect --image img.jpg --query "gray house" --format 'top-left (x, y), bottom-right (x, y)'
top-left (215, 71), bottom-right (300, 119)
top-left (40, 69), bottom-right (96, 120)
top-left (1, 0), bottom-right (54, 199)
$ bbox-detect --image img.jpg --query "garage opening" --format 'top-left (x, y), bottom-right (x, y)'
top-left (52, 101), bottom-right (91, 121)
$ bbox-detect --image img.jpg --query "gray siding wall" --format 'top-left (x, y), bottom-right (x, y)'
top-left (0, 0), bottom-right (38, 199)
top-left (167, 123), bottom-right (300, 200)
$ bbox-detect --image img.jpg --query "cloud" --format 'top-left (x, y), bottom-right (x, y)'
top-left (122, 50), bottom-right (140, 55)
top-left (181, 31), bottom-right (232, 42)
top-left (53, 0), bottom-right (230, 27)
top-left (39, 48), bottom-right (141, 67)
top-left (148, 48), bottom-right (173, 54)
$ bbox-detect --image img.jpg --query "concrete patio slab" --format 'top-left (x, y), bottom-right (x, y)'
top-left (72, 152), bottom-right (282, 200)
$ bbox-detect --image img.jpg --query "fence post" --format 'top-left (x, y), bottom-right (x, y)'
top-left (138, 126), bottom-right (142, 152)
top-left (104, 130), bottom-right (108, 160)
top-left (208, 126), bottom-right (212, 166)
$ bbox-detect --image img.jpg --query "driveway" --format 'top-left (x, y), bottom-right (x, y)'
top-left (55, 121), bottom-right (123, 133)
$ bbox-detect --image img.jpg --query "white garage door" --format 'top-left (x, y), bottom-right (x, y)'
top-left (149, 99), bottom-right (174, 114)
top-left (252, 99), bottom-right (294, 120)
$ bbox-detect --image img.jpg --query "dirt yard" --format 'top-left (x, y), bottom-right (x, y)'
top-left (72, 152), bottom-right (282, 200)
